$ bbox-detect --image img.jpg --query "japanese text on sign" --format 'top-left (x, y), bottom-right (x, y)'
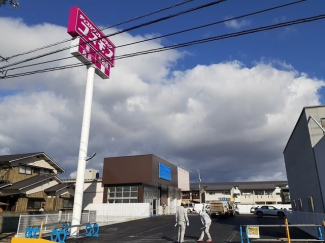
top-left (67, 6), bottom-right (115, 67)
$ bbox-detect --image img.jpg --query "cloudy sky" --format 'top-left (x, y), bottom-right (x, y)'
top-left (1, 0), bottom-right (325, 182)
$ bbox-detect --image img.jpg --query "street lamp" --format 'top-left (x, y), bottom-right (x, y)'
top-left (86, 152), bottom-right (96, 161)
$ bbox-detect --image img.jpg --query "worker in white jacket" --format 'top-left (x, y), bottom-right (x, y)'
top-left (196, 209), bottom-right (212, 242)
top-left (175, 203), bottom-right (189, 243)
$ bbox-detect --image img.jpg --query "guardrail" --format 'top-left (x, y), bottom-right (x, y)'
top-left (50, 222), bottom-right (99, 243)
top-left (240, 218), bottom-right (324, 242)
top-left (21, 221), bottom-right (99, 243)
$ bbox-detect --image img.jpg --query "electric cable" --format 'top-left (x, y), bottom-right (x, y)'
top-left (117, 0), bottom-right (306, 49)
top-left (0, 0), bottom-right (194, 62)
top-left (1, 14), bottom-right (324, 80)
top-left (102, 0), bottom-right (193, 30)
top-left (1, 0), bottom-right (306, 73)
top-left (109, 15), bottom-right (325, 60)
top-left (0, 0), bottom-right (222, 63)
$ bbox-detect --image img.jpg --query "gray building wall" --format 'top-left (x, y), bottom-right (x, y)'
top-left (312, 135), bottom-right (325, 213)
top-left (284, 108), bottom-right (324, 213)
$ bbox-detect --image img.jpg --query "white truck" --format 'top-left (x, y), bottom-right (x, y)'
top-left (209, 200), bottom-right (236, 218)
top-left (193, 203), bottom-right (210, 213)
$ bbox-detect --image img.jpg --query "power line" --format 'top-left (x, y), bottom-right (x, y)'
top-left (102, 0), bottom-right (193, 30)
top-left (117, 0), bottom-right (306, 49)
top-left (1, 14), bottom-right (324, 80)
top-left (0, 0), bottom-right (222, 64)
top-left (0, 0), bottom-right (193, 62)
top-left (114, 15), bottom-right (325, 60)
top-left (1, 0), bottom-right (306, 74)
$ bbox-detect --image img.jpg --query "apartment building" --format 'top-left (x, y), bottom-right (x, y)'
top-left (183, 181), bottom-right (288, 205)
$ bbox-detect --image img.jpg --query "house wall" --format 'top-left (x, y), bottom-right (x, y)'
top-left (83, 181), bottom-right (104, 209)
top-left (11, 157), bottom-right (58, 174)
top-left (16, 198), bottom-right (28, 212)
top-left (45, 197), bottom-right (62, 211)
top-left (1, 167), bottom-right (39, 184)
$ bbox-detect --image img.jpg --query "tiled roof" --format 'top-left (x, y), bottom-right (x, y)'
top-left (3, 174), bottom-right (61, 191)
top-left (45, 183), bottom-right (74, 193)
top-left (0, 152), bottom-right (41, 162)
top-left (0, 181), bottom-right (12, 189)
top-left (0, 152), bottom-right (65, 173)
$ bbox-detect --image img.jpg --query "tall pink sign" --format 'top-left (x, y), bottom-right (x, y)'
top-left (70, 37), bottom-right (111, 79)
top-left (67, 6), bottom-right (115, 79)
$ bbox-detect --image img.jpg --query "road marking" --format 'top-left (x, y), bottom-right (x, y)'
top-left (226, 230), bottom-right (238, 242)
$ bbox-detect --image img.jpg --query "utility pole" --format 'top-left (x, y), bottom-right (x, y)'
top-left (197, 169), bottom-right (202, 204)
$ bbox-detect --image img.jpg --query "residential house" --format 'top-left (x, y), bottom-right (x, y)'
top-left (0, 152), bottom-right (70, 212)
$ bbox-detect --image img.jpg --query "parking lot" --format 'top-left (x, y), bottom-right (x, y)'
top-left (65, 214), bottom-right (313, 243)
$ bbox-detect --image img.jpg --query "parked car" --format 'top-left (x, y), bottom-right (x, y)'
top-left (250, 206), bottom-right (259, 213)
top-left (255, 205), bottom-right (286, 218)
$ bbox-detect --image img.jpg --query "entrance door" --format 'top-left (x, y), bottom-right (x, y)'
top-left (153, 199), bottom-right (157, 215)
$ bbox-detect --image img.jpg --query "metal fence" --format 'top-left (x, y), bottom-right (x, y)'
top-left (16, 211), bottom-right (96, 237)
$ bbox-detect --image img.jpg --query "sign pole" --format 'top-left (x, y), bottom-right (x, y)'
top-left (71, 65), bottom-right (95, 236)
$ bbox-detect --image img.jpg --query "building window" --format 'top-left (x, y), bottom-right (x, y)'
top-left (19, 166), bottom-right (32, 175)
top-left (265, 190), bottom-right (273, 195)
top-left (27, 199), bottom-right (44, 209)
top-left (192, 192), bottom-right (199, 197)
top-left (255, 190), bottom-right (264, 195)
top-left (307, 196), bottom-right (314, 213)
top-left (107, 186), bottom-right (138, 203)
top-left (40, 168), bottom-right (50, 174)
top-left (63, 199), bottom-right (74, 208)
top-left (182, 192), bottom-right (190, 197)
top-left (208, 192), bottom-right (215, 195)
top-left (298, 198), bottom-right (303, 211)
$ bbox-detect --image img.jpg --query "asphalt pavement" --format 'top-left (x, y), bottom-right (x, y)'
top-left (63, 214), bottom-right (315, 243)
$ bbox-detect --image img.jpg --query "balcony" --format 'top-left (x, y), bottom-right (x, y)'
top-left (237, 195), bottom-right (278, 204)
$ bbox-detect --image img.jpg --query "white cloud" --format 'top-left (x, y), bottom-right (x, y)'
top-left (0, 17), bottom-right (324, 182)
top-left (224, 18), bottom-right (251, 29)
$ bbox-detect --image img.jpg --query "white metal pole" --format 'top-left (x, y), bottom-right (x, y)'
top-left (71, 65), bottom-right (95, 236)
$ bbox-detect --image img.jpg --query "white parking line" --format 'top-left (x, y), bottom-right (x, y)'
top-left (226, 230), bottom-right (238, 242)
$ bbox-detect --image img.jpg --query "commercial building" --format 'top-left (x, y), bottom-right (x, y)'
top-left (102, 154), bottom-right (189, 213)
top-left (283, 105), bottom-right (325, 237)
top-left (284, 105), bottom-right (325, 213)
